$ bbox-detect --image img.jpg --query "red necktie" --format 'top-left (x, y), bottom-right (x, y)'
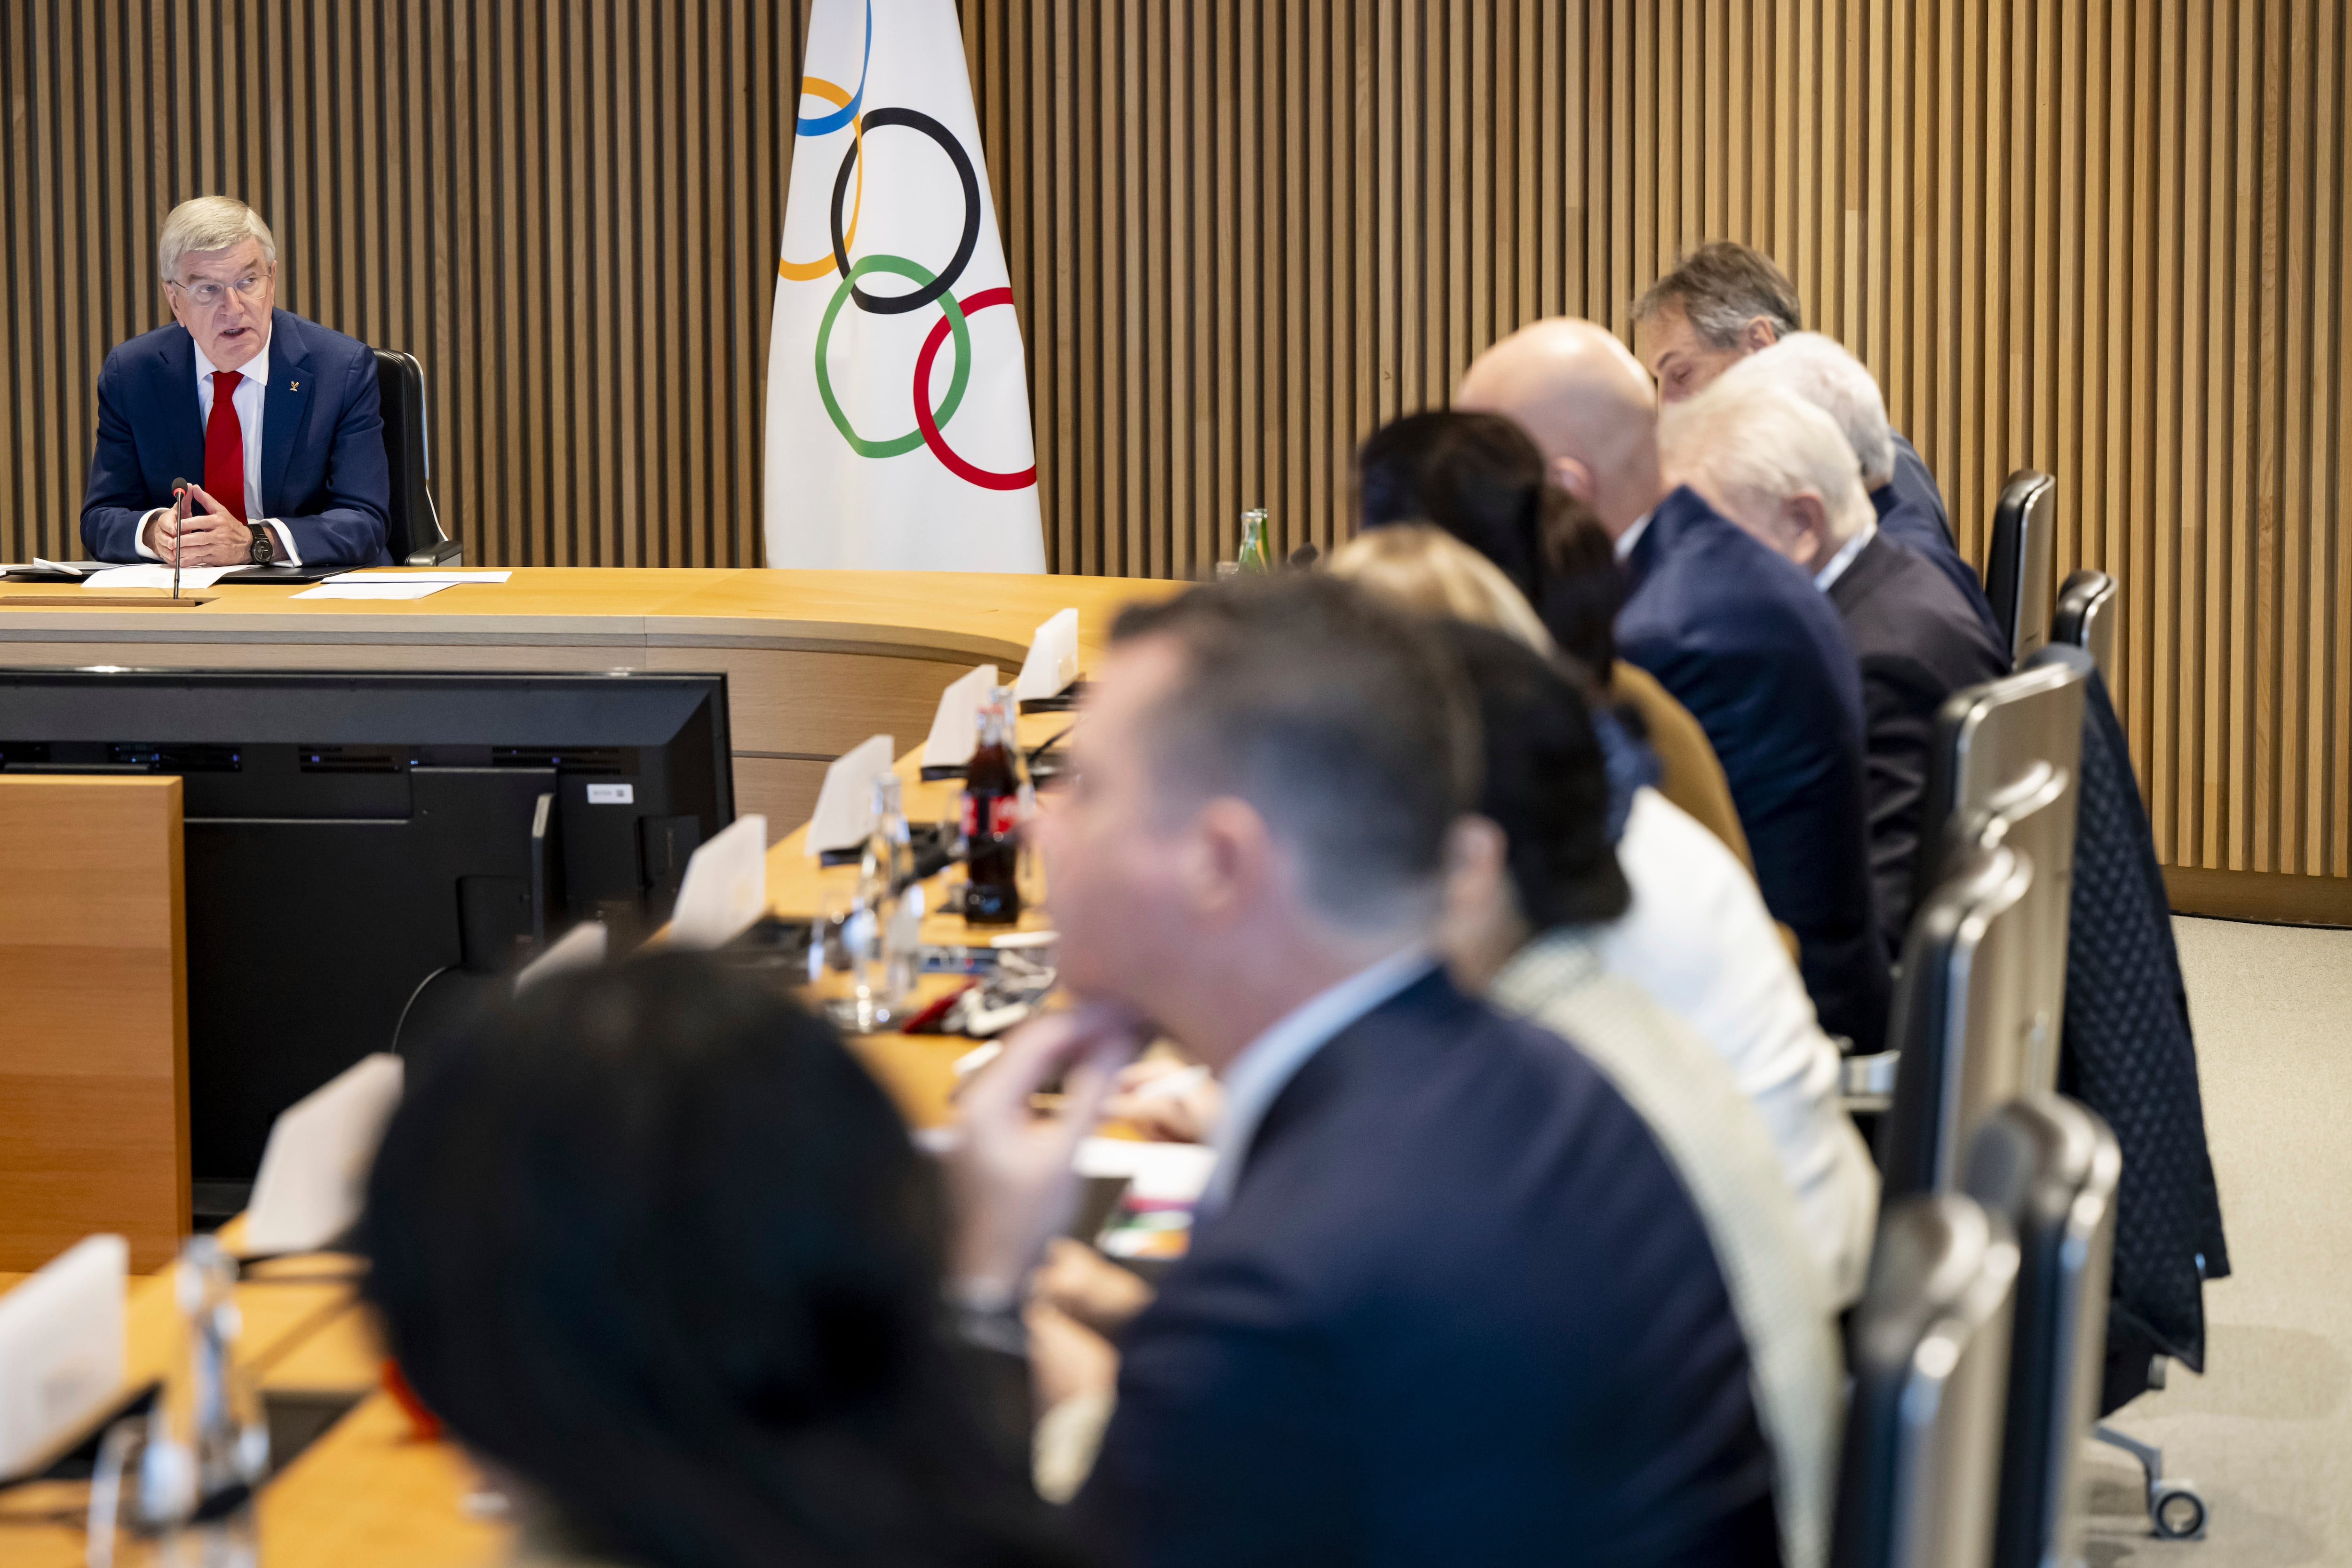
top-left (204, 370), bottom-right (249, 522)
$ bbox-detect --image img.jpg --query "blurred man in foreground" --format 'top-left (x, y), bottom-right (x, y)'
top-left (1459, 317), bottom-right (1889, 1052)
top-left (946, 574), bottom-right (1781, 1567)
top-left (81, 195), bottom-right (391, 567)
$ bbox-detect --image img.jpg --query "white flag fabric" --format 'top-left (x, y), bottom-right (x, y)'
top-left (763, 0), bottom-right (1045, 572)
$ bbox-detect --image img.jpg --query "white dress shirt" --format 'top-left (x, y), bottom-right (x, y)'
top-left (1811, 519), bottom-right (1876, 593)
top-left (1613, 511), bottom-right (1653, 562)
top-left (1195, 944), bottom-right (1436, 1218)
top-left (135, 334), bottom-right (301, 564)
top-left (1592, 787), bottom-right (1880, 1305)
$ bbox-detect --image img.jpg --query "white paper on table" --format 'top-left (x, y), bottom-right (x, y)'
top-left (82, 563), bottom-right (234, 591)
top-left (243, 1054), bottom-right (406, 1257)
top-left (325, 570), bottom-right (512, 584)
top-left (514, 919), bottom-right (609, 993)
top-left (0, 1234), bottom-right (128, 1480)
top-left (668, 814), bottom-right (771, 949)
top-left (1074, 1137), bottom-right (1219, 1202)
top-left (920, 664), bottom-right (1000, 769)
top-left (804, 735), bottom-right (898, 857)
top-left (1014, 608), bottom-right (1081, 701)
top-left (291, 581), bottom-right (452, 601)
top-left (32, 558), bottom-right (101, 576)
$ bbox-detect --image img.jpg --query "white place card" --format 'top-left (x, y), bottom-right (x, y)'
top-left (920, 664), bottom-right (1000, 769)
top-left (0, 1234), bottom-right (127, 1479)
top-left (514, 919), bottom-right (609, 993)
top-left (243, 1053), bottom-right (406, 1257)
top-left (667, 814), bottom-right (771, 948)
top-left (804, 735), bottom-right (897, 857)
top-left (1014, 608), bottom-right (1081, 701)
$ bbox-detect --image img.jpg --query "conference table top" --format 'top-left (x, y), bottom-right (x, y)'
top-left (0, 564), bottom-right (1186, 1566)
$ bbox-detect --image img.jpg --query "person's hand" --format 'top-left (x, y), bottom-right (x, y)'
top-left (146, 485), bottom-right (254, 566)
top-left (1104, 1058), bottom-right (1224, 1144)
top-left (1023, 1297), bottom-right (1121, 1414)
top-left (943, 1001), bottom-right (1144, 1306)
top-left (1031, 1236), bottom-right (1157, 1338)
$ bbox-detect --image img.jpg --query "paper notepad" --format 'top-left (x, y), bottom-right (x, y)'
top-left (804, 735), bottom-right (898, 857)
top-left (1014, 608), bottom-right (1081, 701)
top-left (667, 815), bottom-right (770, 949)
top-left (921, 664), bottom-right (1000, 770)
top-left (243, 1054), bottom-right (406, 1257)
top-left (82, 563), bottom-right (234, 590)
top-left (326, 570), bottom-right (511, 584)
top-left (292, 581), bottom-right (452, 601)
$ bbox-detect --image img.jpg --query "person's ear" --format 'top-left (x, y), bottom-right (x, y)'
top-left (1549, 454), bottom-right (1597, 503)
top-left (1441, 815), bottom-right (1509, 914)
top-left (1176, 796), bottom-right (1273, 927)
top-left (1743, 315), bottom-right (1781, 353)
top-left (1783, 491), bottom-right (1833, 567)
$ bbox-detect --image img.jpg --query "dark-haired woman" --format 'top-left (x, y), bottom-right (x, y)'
top-left (363, 954), bottom-right (1088, 1568)
top-left (1354, 407), bottom-right (1755, 871)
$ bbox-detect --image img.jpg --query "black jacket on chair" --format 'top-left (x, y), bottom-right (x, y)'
top-left (1080, 970), bottom-right (1780, 1568)
top-left (1619, 484), bottom-right (1890, 1052)
top-left (2057, 672), bottom-right (2231, 1414)
top-left (1874, 431), bottom-right (2003, 645)
top-left (1825, 531), bottom-right (2013, 958)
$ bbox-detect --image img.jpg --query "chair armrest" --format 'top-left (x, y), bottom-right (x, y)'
top-left (405, 538), bottom-right (464, 568)
top-left (1840, 1050), bottom-right (1900, 1114)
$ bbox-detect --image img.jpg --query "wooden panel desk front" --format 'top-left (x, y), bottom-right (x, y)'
top-left (0, 775), bottom-right (189, 1272)
top-left (0, 570), bottom-right (1171, 838)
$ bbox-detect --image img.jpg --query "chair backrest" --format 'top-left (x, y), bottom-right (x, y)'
top-left (1833, 1193), bottom-right (2022, 1568)
top-left (371, 348), bottom-right (455, 564)
top-left (2050, 570), bottom-right (2119, 698)
top-left (1984, 470), bottom-right (2057, 667)
top-left (1879, 844), bottom-right (2036, 1200)
top-left (1963, 1095), bottom-right (2121, 1568)
top-left (1910, 650), bottom-right (2089, 1095)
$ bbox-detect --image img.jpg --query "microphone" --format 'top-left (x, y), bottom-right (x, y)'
top-left (168, 477), bottom-right (194, 600)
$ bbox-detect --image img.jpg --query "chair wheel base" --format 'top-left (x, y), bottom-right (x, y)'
top-left (2150, 1481), bottom-right (2208, 1540)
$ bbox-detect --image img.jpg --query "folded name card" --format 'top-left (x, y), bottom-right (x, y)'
top-left (1014, 608), bottom-right (1081, 701)
top-left (244, 1053), bottom-right (406, 1257)
top-left (668, 814), bottom-right (771, 948)
top-left (515, 919), bottom-right (610, 993)
top-left (804, 735), bottom-right (897, 857)
top-left (0, 1234), bottom-right (127, 1479)
top-left (921, 664), bottom-right (1000, 770)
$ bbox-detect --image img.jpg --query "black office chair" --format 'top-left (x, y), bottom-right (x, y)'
top-left (1831, 1192), bottom-right (2021, 1568)
top-left (1985, 470), bottom-right (2057, 668)
top-left (2051, 570), bottom-right (2120, 704)
top-left (1963, 1095), bottom-right (2125, 1568)
top-left (372, 348), bottom-right (463, 567)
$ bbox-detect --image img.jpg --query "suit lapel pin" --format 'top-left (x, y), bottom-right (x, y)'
top-left (289, 380), bottom-right (299, 391)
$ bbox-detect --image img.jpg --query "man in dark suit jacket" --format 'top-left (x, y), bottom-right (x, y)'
top-left (1459, 317), bottom-right (1889, 1053)
top-left (1664, 377), bottom-right (2008, 960)
top-left (1633, 240), bottom-right (2002, 643)
top-left (945, 574), bottom-right (1782, 1567)
top-left (81, 196), bottom-right (391, 568)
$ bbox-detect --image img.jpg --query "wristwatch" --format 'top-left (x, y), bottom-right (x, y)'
top-left (247, 523), bottom-right (278, 565)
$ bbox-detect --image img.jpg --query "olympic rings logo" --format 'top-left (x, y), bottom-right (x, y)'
top-left (781, 1), bottom-right (1034, 492)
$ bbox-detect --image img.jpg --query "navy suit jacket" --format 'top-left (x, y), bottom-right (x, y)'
top-left (81, 309), bottom-right (392, 566)
top-left (1873, 432), bottom-right (2002, 644)
top-left (1081, 971), bottom-right (1780, 1568)
top-left (1826, 533), bottom-right (2011, 959)
top-left (1618, 485), bottom-right (1890, 1052)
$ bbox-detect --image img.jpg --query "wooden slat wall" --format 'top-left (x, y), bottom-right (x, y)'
top-left (2, 2), bottom-right (2343, 891)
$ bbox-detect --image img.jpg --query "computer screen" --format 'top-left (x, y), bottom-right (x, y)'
top-left (0, 668), bottom-right (733, 1202)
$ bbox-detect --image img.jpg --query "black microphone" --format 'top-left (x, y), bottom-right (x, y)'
top-left (168, 476), bottom-right (194, 599)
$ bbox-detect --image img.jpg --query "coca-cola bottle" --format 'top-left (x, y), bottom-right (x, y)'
top-left (961, 686), bottom-right (1024, 925)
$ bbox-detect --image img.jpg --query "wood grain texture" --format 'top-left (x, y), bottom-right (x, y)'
top-left (0, 776), bottom-right (188, 1273)
top-left (0, 1), bottom-right (2341, 890)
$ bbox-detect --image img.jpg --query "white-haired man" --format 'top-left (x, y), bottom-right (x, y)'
top-left (1661, 381), bottom-right (2008, 958)
top-left (81, 196), bottom-right (391, 567)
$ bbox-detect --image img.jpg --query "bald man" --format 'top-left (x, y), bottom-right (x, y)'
top-left (1459, 319), bottom-right (1890, 1053)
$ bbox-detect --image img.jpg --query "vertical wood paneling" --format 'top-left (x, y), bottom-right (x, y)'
top-left (2, 1), bottom-right (2344, 892)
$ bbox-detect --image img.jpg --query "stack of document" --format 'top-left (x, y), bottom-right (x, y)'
top-left (297, 569), bottom-right (512, 602)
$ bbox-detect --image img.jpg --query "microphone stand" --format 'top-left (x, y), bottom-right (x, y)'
top-left (169, 478), bottom-right (192, 601)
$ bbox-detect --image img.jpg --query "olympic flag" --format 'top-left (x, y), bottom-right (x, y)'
top-left (763, 0), bottom-right (1044, 572)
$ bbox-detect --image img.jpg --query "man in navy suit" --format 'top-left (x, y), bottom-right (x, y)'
top-left (1664, 379), bottom-right (2010, 963)
top-left (1459, 317), bottom-right (1889, 1053)
top-left (945, 575), bottom-right (1781, 1566)
top-left (1633, 240), bottom-right (1998, 640)
top-left (80, 196), bottom-right (391, 568)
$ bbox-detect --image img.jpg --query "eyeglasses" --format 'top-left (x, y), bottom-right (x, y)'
top-left (167, 269), bottom-right (271, 309)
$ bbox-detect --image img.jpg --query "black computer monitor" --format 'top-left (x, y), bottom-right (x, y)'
top-left (0, 668), bottom-right (733, 1201)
